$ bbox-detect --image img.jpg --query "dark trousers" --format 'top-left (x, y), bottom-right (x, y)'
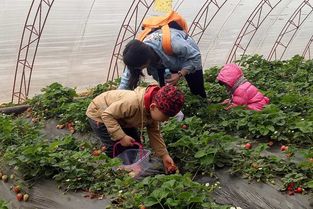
top-left (88, 118), bottom-right (141, 158)
top-left (158, 69), bottom-right (207, 98)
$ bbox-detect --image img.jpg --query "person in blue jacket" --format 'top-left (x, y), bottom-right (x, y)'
top-left (118, 28), bottom-right (206, 98)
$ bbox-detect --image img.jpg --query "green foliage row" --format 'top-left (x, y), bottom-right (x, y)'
top-left (0, 200), bottom-right (8, 209)
top-left (108, 174), bottom-right (228, 209)
top-left (28, 81), bottom-right (118, 132)
top-left (1, 55), bottom-right (312, 208)
top-left (181, 55), bottom-right (313, 146)
top-left (0, 114), bottom-right (224, 209)
top-left (0, 115), bottom-right (130, 192)
top-left (163, 55), bottom-right (313, 191)
top-left (163, 117), bottom-right (238, 175)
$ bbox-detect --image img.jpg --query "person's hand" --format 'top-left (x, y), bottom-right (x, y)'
top-left (165, 73), bottom-right (180, 86)
top-left (162, 154), bottom-right (177, 173)
top-left (119, 135), bottom-right (135, 147)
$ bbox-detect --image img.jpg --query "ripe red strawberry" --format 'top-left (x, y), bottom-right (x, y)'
top-left (181, 124), bottom-right (188, 129)
top-left (92, 150), bottom-right (101, 156)
top-left (244, 143), bottom-right (252, 150)
top-left (295, 187), bottom-right (303, 193)
top-left (66, 122), bottom-right (74, 129)
top-left (13, 185), bottom-right (21, 193)
top-left (16, 193), bottom-right (23, 201)
top-left (287, 182), bottom-right (295, 191)
top-left (280, 145), bottom-right (288, 151)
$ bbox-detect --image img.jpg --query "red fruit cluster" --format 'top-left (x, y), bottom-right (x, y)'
top-left (57, 122), bottom-right (75, 134)
top-left (286, 182), bottom-right (303, 195)
top-left (12, 185), bottom-right (30, 201)
top-left (16, 193), bottom-right (29, 202)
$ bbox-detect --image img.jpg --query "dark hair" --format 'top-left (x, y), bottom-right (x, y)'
top-left (128, 67), bottom-right (144, 90)
top-left (123, 39), bottom-right (153, 89)
top-left (123, 39), bottom-right (152, 68)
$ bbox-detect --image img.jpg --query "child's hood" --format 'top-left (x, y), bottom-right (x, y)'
top-left (217, 63), bottom-right (243, 87)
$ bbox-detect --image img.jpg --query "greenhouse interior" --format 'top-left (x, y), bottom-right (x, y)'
top-left (0, 0), bottom-right (312, 208)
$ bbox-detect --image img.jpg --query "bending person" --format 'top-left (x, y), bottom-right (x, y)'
top-left (119, 28), bottom-right (206, 99)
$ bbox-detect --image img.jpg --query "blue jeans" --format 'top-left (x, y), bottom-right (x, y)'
top-left (88, 118), bottom-right (141, 158)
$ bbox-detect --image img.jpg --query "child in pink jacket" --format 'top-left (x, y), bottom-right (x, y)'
top-left (217, 63), bottom-right (270, 111)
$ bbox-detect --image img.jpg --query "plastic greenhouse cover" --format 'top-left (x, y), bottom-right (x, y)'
top-left (0, 0), bottom-right (312, 103)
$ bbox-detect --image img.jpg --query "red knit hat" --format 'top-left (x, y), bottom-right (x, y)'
top-left (153, 85), bottom-right (185, 117)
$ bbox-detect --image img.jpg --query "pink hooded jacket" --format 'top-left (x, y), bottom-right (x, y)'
top-left (217, 63), bottom-right (270, 111)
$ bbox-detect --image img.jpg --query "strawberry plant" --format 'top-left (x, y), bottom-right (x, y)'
top-left (0, 115), bottom-right (42, 152)
top-left (1, 54), bottom-right (312, 206)
top-left (108, 174), bottom-right (228, 209)
top-left (88, 81), bottom-right (119, 99)
top-left (230, 143), bottom-right (312, 190)
top-left (29, 82), bottom-right (77, 119)
top-left (230, 144), bottom-right (291, 182)
top-left (0, 200), bottom-right (8, 209)
top-left (163, 118), bottom-right (237, 174)
top-left (281, 172), bottom-right (310, 192)
top-left (58, 98), bottom-right (92, 132)
top-left (27, 80), bottom-right (121, 133)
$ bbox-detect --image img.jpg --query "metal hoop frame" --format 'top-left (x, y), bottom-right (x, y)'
top-left (188, 0), bottom-right (228, 44)
top-left (227, 0), bottom-right (282, 63)
top-left (11, 0), bottom-right (55, 104)
top-left (302, 35), bottom-right (313, 59)
top-left (267, 0), bottom-right (313, 61)
top-left (11, 0), bottom-right (313, 104)
top-left (106, 0), bottom-right (155, 82)
top-left (106, 0), bottom-right (228, 81)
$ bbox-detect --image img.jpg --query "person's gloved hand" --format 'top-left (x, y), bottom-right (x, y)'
top-left (119, 135), bottom-right (135, 147)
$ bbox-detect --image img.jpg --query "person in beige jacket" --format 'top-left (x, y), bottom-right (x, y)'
top-left (86, 84), bottom-right (185, 172)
